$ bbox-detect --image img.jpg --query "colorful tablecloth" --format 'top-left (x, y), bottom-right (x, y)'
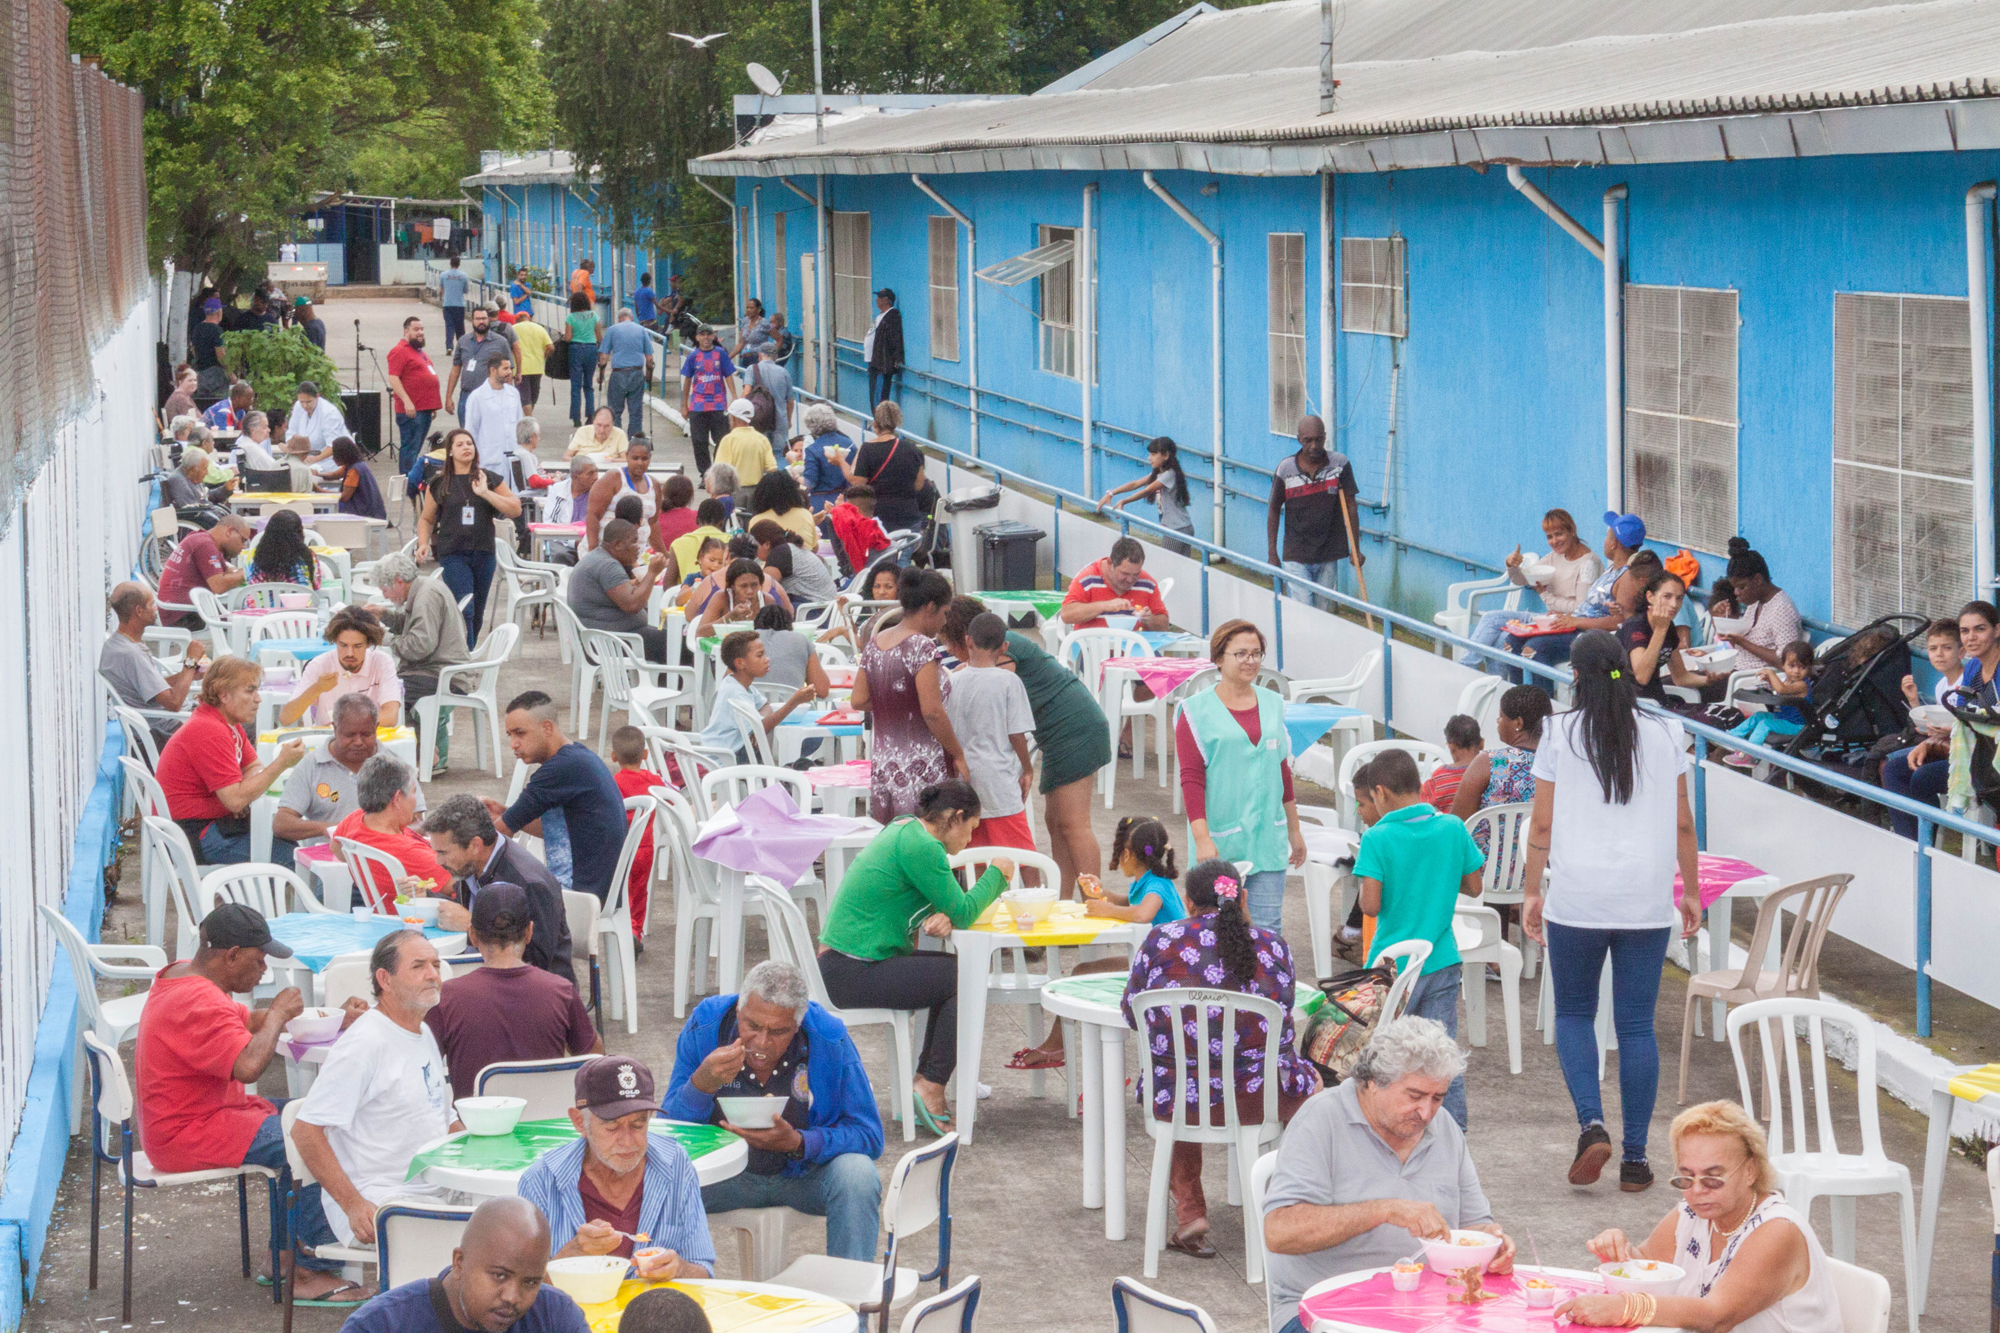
top-left (260, 724), bottom-right (414, 747)
top-left (1043, 971), bottom-right (1324, 1022)
top-left (252, 638), bottom-right (332, 663)
top-left (776, 709), bottom-right (865, 736)
top-left (1099, 655), bottom-right (1211, 698)
top-left (1297, 1269), bottom-right (1599, 1333)
top-left (405, 1118), bottom-right (737, 1183)
top-left (806, 760), bottom-right (872, 788)
top-left (527, 523), bottom-right (586, 538)
top-left (1140, 631), bottom-right (1206, 654)
top-left (1283, 702), bottom-right (1366, 757)
top-left (967, 904), bottom-right (1135, 948)
top-left (1948, 1063), bottom-right (2000, 1103)
top-left (577, 1280), bottom-right (852, 1333)
top-left (977, 589), bottom-right (1066, 619)
top-left (692, 786), bottom-right (876, 885)
top-left (265, 913), bottom-right (462, 972)
top-left (1673, 853), bottom-right (1775, 911)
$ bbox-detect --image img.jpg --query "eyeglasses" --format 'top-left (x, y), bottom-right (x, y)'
top-left (1225, 649), bottom-right (1265, 663)
top-left (1668, 1164), bottom-right (1742, 1191)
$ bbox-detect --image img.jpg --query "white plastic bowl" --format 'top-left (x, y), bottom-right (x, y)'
top-left (395, 895), bottom-right (442, 924)
top-left (285, 1008), bottom-right (344, 1043)
top-left (454, 1096), bottom-right (526, 1137)
top-left (717, 1094), bottom-right (791, 1129)
top-left (1003, 886), bottom-right (1058, 925)
top-left (1518, 562), bottom-right (1556, 585)
top-left (1102, 613), bottom-right (1138, 631)
top-left (544, 1255), bottom-right (627, 1304)
top-left (1598, 1259), bottom-right (1684, 1292)
top-left (1909, 704), bottom-right (1954, 732)
top-left (1422, 1229), bottom-right (1502, 1276)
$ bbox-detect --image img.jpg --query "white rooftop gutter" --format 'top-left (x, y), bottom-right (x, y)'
top-left (911, 174), bottom-right (978, 457)
top-left (1969, 181), bottom-right (1997, 592)
top-left (1142, 171), bottom-right (1224, 544)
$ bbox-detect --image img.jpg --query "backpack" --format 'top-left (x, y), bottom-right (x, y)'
top-left (1299, 962), bottom-right (1398, 1086)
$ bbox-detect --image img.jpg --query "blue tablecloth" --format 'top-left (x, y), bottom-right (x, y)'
top-left (267, 912), bottom-right (460, 972)
top-left (253, 638), bottom-right (331, 663)
top-left (1283, 702), bottom-right (1365, 758)
top-left (777, 710), bottom-right (865, 737)
top-left (1140, 631), bottom-right (1205, 653)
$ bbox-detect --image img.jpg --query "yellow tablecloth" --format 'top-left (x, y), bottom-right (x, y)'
top-left (259, 725), bottom-right (414, 746)
top-left (1947, 1063), bottom-right (2000, 1103)
top-left (968, 903), bottom-right (1133, 948)
top-left (579, 1280), bottom-right (851, 1333)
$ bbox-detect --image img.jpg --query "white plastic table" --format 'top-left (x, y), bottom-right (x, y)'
top-left (712, 825), bottom-right (883, 995)
top-left (414, 1123), bottom-right (747, 1198)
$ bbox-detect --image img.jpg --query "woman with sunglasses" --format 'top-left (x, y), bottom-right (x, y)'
top-left (1559, 1099), bottom-right (1840, 1331)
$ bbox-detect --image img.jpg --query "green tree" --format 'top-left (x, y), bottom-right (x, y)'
top-left (1008, 0), bottom-right (1253, 92)
top-left (70, 0), bottom-right (548, 293)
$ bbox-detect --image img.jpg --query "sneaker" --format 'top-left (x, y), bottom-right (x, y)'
top-left (1721, 752), bottom-right (1754, 769)
top-left (1568, 1124), bottom-right (1613, 1185)
top-left (1336, 925), bottom-right (1362, 945)
top-left (1620, 1159), bottom-right (1655, 1192)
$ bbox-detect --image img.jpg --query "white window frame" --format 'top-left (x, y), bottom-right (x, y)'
top-left (1269, 232), bottom-right (1308, 434)
top-left (1832, 291), bottom-right (1974, 625)
top-left (774, 212), bottom-right (787, 319)
top-left (831, 211), bottom-right (871, 344)
top-left (1340, 236), bottom-right (1406, 338)
top-left (1038, 223), bottom-right (1076, 378)
top-left (929, 215), bottom-right (960, 362)
top-left (1622, 283), bottom-right (1739, 553)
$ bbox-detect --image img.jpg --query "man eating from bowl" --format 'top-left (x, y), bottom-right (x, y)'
top-left (518, 1055), bottom-right (714, 1282)
top-left (135, 904), bottom-right (369, 1301)
top-left (1262, 1018), bottom-right (1514, 1333)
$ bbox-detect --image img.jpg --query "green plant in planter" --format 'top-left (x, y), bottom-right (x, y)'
top-left (222, 327), bottom-right (343, 419)
top-left (513, 265), bottom-right (552, 295)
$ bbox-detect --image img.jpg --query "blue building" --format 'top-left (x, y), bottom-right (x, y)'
top-left (462, 150), bottom-right (666, 308)
top-left (692, 0), bottom-right (2000, 631)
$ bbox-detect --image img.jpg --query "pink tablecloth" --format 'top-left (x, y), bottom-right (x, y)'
top-left (1098, 655), bottom-right (1211, 698)
top-left (1675, 853), bottom-right (1775, 910)
top-left (807, 760), bottom-right (872, 789)
top-left (692, 785), bottom-right (875, 885)
top-left (1296, 1270), bottom-right (1599, 1333)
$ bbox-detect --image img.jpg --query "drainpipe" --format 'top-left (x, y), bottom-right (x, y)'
top-left (1143, 171), bottom-right (1224, 544)
top-left (817, 177), bottom-right (829, 396)
top-left (1080, 183), bottom-right (1097, 495)
top-left (1604, 185), bottom-right (1627, 516)
top-left (911, 174), bottom-right (978, 457)
top-left (1970, 182), bottom-right (1997, 592)
top-left (1505, 165), bottom-right (1603, 260)
top-left (693, 178), bottom-right (742, 330)
top-left (751, 186), bottom-right (763, 304)
top-left (1320, 170), bottom-right (1335, 445)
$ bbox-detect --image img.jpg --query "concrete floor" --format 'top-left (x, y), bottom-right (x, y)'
top-left (21, 294), bottom-right (1997, 1331)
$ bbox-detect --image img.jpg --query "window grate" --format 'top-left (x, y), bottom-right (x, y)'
top-left (1340, 236), bottom-right (1405, 338)
top-left (1832, 292), bottom-right (1973, 625)
top-left (929, 216), bottom-right (959, 363)
top-left (1269, 233), bottom-right (1308, 434)
top-left (831, 211), bottom-right (871, 344)
top-left (1622, 284), bottom-right (1739, 553)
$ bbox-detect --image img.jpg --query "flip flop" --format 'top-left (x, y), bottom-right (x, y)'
top-left (1005, 1047), bottom-right (1065, 1071)
top-left (911, 1100), bottom-right (954, 1137)
top-left (290, 1280), bottom-right (371, 1308)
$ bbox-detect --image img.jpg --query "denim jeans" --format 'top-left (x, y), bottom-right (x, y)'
top-left (437, 549), bottom-right (496, 645)
top-left (1503, 628), bottom-right (1577, 685)
top-left (395, 409), bottom-right (433, 475)
top-left (201, 823), bottom-right (296, 870)
top-left (1883, 747), bottom-right (1951, 839)
top-left (1544, 922), bottom-right (1671, 1161)
top-left (606, 367), bottom-right (647, 437)
top-left (1243, 868), bottom-right (1288, 935)
top-left (442, 306), bottom-right (465, 349)
top-left (1281, 559), bottom-right (1338, 610)
top-left (241, 1104), bottom-right (342, 1272)
top-left (1466, 608), bottom-right (1517, 674)
top-left (568, 342), bottom-right (598, 423)
top-left (867, 368), bottom-right (901, 408)
top-left (1402, 964), bottom-right (1467, 1129)
top-left (700, 1155), bottom-right (882, 1263)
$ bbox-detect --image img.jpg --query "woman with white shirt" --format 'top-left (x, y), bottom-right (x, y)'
top-left (235, 411), bottom-right (279, 470)
top-left (1466, 508), bottom-right (1603, 670)
top-left (1520, 631), bottom-right (1701, 1192)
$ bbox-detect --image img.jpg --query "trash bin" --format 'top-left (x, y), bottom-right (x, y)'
top-left (976, 519), bottom-right (1045, 592)
top-left (942, 484), bottom-right (1003, 590)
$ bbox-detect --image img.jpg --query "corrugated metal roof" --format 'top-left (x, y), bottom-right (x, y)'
top-left (460, 151), bottom-right (594, 188)
top-left (690, 0), bottom-right (2000, 176)
top-left (1080, 0), bottom-right (1921, 90)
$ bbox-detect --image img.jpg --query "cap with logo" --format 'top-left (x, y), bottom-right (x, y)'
top-left (574, 1055), bottom-right (657, 1120)
top-left (200, 902), bottom-right (294, 958)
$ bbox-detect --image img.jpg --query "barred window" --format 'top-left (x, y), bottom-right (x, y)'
top-left (1269, 233), bottom-right (1307, 433)
top-left (929, 216), bottom-right (959, 362)
top-left (1038, 224), bottom-right (1075, 377)
top-left (1340, 236), bottom-right (1405, 337)
top-left (831, 211), bottom-right (871, 343)
top-left (1623, 284), bottom-right (1738, 553)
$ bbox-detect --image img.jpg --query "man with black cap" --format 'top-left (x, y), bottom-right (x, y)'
top-left (519, 1056), bottom-right (715, 1282)
top-left (135, 904), bottom-right (367, 1302)
top-left (343, 1195), bottom-right (589, 1332)
top-left (426, 883), bottom-right (600, 1102)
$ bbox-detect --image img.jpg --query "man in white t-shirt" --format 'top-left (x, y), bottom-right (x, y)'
top-left (294, 929), bottom-right (460, 1251)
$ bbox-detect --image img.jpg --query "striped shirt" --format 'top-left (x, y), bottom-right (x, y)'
top-left (1060, 556), bottom-right (1167, 630)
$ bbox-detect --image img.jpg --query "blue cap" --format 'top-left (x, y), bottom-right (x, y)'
top-left (1603, 511), bottom-right (1646, 549)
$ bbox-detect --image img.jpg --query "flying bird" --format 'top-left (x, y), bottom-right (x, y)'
top-left (669, 31), bottom-right (729, 49)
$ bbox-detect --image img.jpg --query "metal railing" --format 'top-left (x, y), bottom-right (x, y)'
top-left (797, 382), bottom-right (1995, 1038)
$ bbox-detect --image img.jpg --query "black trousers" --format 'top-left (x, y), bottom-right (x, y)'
top-left (687, 410), bottom-right (728, 476)
top-left (817, 950), bottom-right (958, 1084)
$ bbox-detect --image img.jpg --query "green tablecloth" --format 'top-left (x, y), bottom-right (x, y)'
top-left (977, 589), bottom-right (1066, 620)
top-left (404, 1117), bottom-right (736, 1182)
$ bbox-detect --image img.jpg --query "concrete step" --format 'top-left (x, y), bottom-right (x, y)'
top-left (331, 283), bottom-right (427, 299)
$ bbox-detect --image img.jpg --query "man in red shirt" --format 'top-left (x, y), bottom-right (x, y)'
top-left (386, 314), bottom-right (443, 476)
top-left (1059, 536), bottom-right (1171, 632)
top-left (135, 903), bottom-right (364, 1300)
top-left (155, 513), bottom-right (252, 626)
top-left (331, 753), bottom-right (452, 912)
top-left (156, 656), bottom-right (307, 867)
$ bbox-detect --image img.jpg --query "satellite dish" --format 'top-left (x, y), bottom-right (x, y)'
top-left (747, 62), bottom-right (783, 96)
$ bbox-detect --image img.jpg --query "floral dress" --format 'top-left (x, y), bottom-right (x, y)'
top-left (1471, 744), bottom-right (1537, 856)
top-left (861, 630), bottom-right (951, 824)
top-left (1119, 912), bottom-right (1317, 1118)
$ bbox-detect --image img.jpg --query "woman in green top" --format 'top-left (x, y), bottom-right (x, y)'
top-left (565, 290), bottom-right (600, 426)
top-left (943, 597), bottom-right (1111, 896)
top-left (817, 779), bottom-right (1014, 1133)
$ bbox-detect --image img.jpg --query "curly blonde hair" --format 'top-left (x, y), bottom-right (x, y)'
top-left (1669, 1100), bottom-right (1779, 1194)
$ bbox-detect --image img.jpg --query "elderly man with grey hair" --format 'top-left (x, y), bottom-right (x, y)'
top-left (369, 550), bottom-right (472, 767)
top-left (163, 445), bottom-right (232, 507)
top-left (664, 960), bottom-right (885, 1262)
top-left (1262, 1017), bottom-right (1514, 1333)
top-left (330, 753), bottom-right (453, 913)
top-left (799, 401), bottom-right (847, 511)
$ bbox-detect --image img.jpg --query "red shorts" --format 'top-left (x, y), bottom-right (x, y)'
top-left (969, 810), bottom-right (1035, 851)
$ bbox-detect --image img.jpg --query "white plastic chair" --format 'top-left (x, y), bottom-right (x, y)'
top-left (1247, 1150), bottom-right (1280, 1305)
top-left (1292, 804), bottom-right (1358, 984)
top-left (1287, 649), bottom-right (1381, 780)
top-left (585, 629), bottom-right (694, 748)
top-left (1058, 628), bottom-right (1154, 805)
top-left (188, 587), bottom-right (234, 658)
top-left (725, 694), bottom-right (781, 769)
top-left (1111, 1276), bottom-right (1219, 1333)
top-left (249, 611), bottom-right (322, 645)
top-left (119, 754), bottom-right (170, 822)
top-left (1454, 675), bottom-right (1505, 747)
top-left (596, 794), bottom-right (659, 1035)
top-left (321, 956), bottom-right (376, 1011)
top-left (1826, 1256), bottom-right (1893, 1333)
top-left (42, 905), bottom-right (168, 1134)
top-left (772, 1133), bottom-right (958, 1325)
top-left (562, 889), bottom-right (602, 1019)
top-left (947, 848), bottom-right (1073, 1100)
top-left (334, 836), bottom-right (409, 915)
top-left (1432, 573), bottom-right (1521, 659)
top-left (237, 581), bottom-right (318, 611)
top-left (1465, 801), bottom-right (1537, 977)
top-left (113, 704), bottom-right (166, 772)
top-left (374, 1202), bottom-right (477, 1292)
top-left (1131, 986), bottom-right (1285, 1282)
top-left (473, 1056), bottom-right (597, 1120)
top-left (139, 814), bottom-right (206, 957)
top-left (279, 1101), bottom-right (378, 1322)
top-left (1335, 739), bottom-right (1448, 832)
top-left (493, 544), bottom-right (563, 637)
top-left (1452, 903), bottom-right (1522, 1075)
top-left (416, 622), bottom-right (519, 779)
top-left (1728, 998), bottom-right (1919, 1332)
top-left (701, 765), bottom-right (828, 925)
top-left (900, 1275), bottom-right (980, 1333)
top-left (1375, 938), bottom-right (1434, 1024)
top-left (81, 1032), bottom-right (279, 1324)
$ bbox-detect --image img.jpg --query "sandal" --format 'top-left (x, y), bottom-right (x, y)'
top-left (1167, 1227), bottom-right (1217, 1259)
top-left (290, 1280), bottom-right (371, 1308)
top-left (1005, 1047), bottom-right (1065, 1071)
top-left (911, 1099), bottom-right (954, 1137)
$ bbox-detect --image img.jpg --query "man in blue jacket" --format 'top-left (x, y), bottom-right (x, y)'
top-left (663, 961), bottom-right (884, 1261)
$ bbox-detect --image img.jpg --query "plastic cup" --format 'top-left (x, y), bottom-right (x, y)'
top-left (352, 906), bottom-right (371, 921)
top-left (1390, 1266), bottom-right (1422, 1292)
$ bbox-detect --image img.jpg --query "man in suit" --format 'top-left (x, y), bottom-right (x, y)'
top-left (425, 793), bottom-right (576, 987)
top-left (863, 289), bottom-right (903, 408)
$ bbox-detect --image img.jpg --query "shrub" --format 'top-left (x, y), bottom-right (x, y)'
top-left (222, 326), bottom-right (343, 418)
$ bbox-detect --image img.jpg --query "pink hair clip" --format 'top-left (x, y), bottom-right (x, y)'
top-left (1213, 876), bottom-right (1240, 902)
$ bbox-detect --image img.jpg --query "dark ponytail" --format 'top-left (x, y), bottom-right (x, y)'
top-left (1567, 629), bottom-right (1642, 804)
top-left (914, 779), bottom-right (981, 826)
top-left (1184, 859), bottom-right (1256, 987)
top-left (1111, 816), bottom-right (1178, 881)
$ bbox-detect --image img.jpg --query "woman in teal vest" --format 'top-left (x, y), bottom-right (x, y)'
top-left (1175, 619), bottom-right (1307, 932)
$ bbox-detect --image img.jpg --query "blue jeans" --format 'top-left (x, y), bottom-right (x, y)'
top-left (395, 408), bottom-right (433, 475)
top-left (1467, 608), bottom-right (1517, 674)
top-left (1503, 628), bottom-right (1576, 685)
top-left (568, 342), bottom-right (598, 423)
top-left (201, 823), bottom-right (296, 870)
top-left (1883, 748), bottom-right (1951, 839)
top-left (1545, 922), bottom-right (1671, 1161)
top-left (442, 306), bottom-right (464, 349)
top-left (606, 367), bottom-right (646, 437)
top-left (241, 1104), bottom-right (341, 1272)
top-left (1243, 869), bottom-right (1288, 935)
top-left (1403, 964), bottom-right (1467, 1130)
top-left (700, 1154), bottom-right (882, 1263)
top-left (868, 368), bottom-right (901, 408)
top-left (437, 549), bottom-right (496, 645)
top-left (1279, 1320), bottom-right (1306, 1333)
top-left (1282, 559), bottom-right (1338, 609)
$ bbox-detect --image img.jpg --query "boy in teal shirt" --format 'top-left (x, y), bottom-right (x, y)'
top-left (1352, 748), bottom-right (1485, 1128)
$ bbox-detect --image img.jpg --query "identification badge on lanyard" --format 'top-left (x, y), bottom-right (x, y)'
top-left (461, 505), bottom-right (476, 527)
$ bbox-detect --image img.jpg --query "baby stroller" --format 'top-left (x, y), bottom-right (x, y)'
top-left (1779, 614), bottom-right (1929, 777)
